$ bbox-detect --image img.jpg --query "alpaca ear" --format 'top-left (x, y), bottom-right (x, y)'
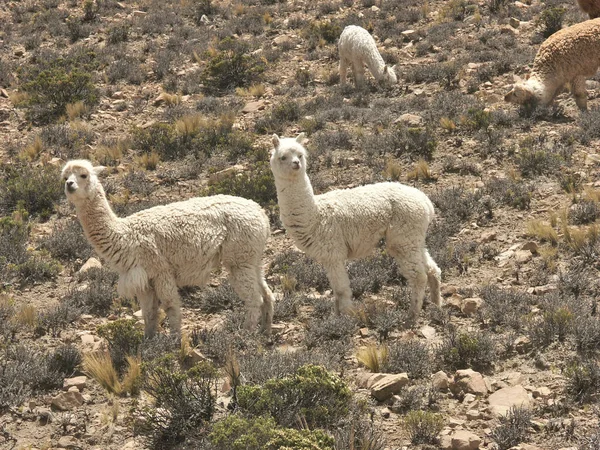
top-left (383, 66), bottom-right (388, 74)
top-left (296, 132), bottom-right (306, 144)
top-left (93, 166), bottom-right (106, 175)
top-left (272, 134), bottom-right (280, 149)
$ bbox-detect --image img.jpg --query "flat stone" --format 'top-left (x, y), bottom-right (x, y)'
top-left (79, 257), bottom-right (102, 274)
top-left (397, 113), bottom-right (424, 127)
top-left (532, 386), bottom-right (553, 400)
top-left (63, 376), bottom-right (87, 391)
top-left (509, 17), bottom-right (520, 28)
top-left (242, 100), bottom-right (266, 114)
top-left (359, 327), bottom-right (370, 337)
top-left (451, 430), bottom-right (481, 450)
top-left (466, 409), bottom-right (482, 420)
top-left (461, 297), bottom-right (482, 315)
top-left (273, 35), bottom-right (293, 46)
top-left (57, 436), bottom-right (79, 449)
top-left (133, 309), bottom-right (143, 318)
top-left (208, 165), bottom-right (244, 185)
top-left (51, 391), bottom-right (84, 411)
top-left (80, 334), bottom-right (95, 345)
top-left (132, 10), bottom-right (147, 17)
top-left (514, 250), bottom-right (533, 264)
top-left (356, 372), bottom-right (387, 389)
top-left (463, 393), bottom-right (476, 403)
top-left (452, 369), bottom-right (488, 396)
top-left (514, 336), bottom-right (531, 354)
top-left (419, 325), bottom-right (436, 340)
top-left (370, 373), bottom-right (410, 402)
top-left (488, 385), bottom-right (531, 416)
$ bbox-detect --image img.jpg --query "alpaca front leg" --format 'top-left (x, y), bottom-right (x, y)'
top-left (339, 58), bottom-right (348, 86)
top-left (138, 289), bottom-right (159, 339)
top-left (228, 265), bottom-right (263, 333)
top-left (325, 262), bottom-right (353, 314)
top-left (353, 62), bottom-right (366, 87)
top-left (258, 271), bottom-right (274, 336)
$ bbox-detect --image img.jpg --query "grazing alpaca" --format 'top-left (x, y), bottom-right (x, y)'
top-left (269, 134), bottom-right (441, 324)
top-left (61, 160), bottom-right (274, 337)
top-left (338, 25), bottom-right (397, 87)
top-left (504, 18), bottom-right (600, 111)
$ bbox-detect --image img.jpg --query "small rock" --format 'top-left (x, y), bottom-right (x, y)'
top-left (463, 393), bottom-right (476, 403)
top-left (371, 5), bottom-right (380, 12)
top-left (79, 257), bottom-right (102, 274)
top-left (451, 369), bottom-right (488, 396)
top-left (509, 17), bottom-right (520, 28)
top-left (132, 10), bottom-right (147, 17)
top-left (359, 327), bottom-right (370, 337)
top-left (111, 91), bottom-right (124, 99)
top-left (401, 29), bottom-right (418, 41)
top-left (14, 48), bottom-right (25, 57)
top-left (200, 14), bottom-right (210, 24)
top-left (57, 435), bottom-right (79, 449)
top-left (242, 100), bottom-right (266, 113)
top-left (51, 391), bottom-right (84, 411)
top-left (479, 231), bottom-right (497, 243)
top-left (440, 434), bottom-right (453, 450)
top-left (451, 430), bottom-right (481, 450)
top-left (466, 409), bottom-right (482, 420)
top-left (532, 386), bottom-right (553, 400)
top-left (521, 241), bottom-right (538, 254)
top-left (370, 373), bottom-right (410, 402)
top-left (419, 325), bottom-right (436, 340)
top-left (488, 385), bottom-right (531, 416)
top-left (461, 297), bottom-right (482, 315)
top-left (514, 250), bottom-right (533, 264)
top-left (208, 165), bottom-right (244, 185)
top-left (133, 309), bottom-right (143, 319)
top-left (38, 407), bottom-right (53, 425)
top-left (514, 336), bottom-right (531, 354)
top-left (0, 89), bottom-right (8, 98)
top-left (432, 371), bottom-right (449, 391)
top-left (63, 376), bottom-right (87, 392)
top-left (80, 334), bottom-right (95, 345)
top-left (273, 35), bottom-right (293, 47)
top-left (380, 407), bottom-right (391, 418)
top-left (397, 113), bottom-right (424, 127)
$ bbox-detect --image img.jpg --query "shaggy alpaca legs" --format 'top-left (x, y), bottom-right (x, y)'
top-left (138, 288), bottom-right (159, 338)
top-left (425, 250), bottom-right (442, 307)
top-left (228, 265), bottom-right (264, 333)
top-left (339, 58), bottom-right (349, 86)
top-left (572, 76), bottom-right (588, 111)
top-left (324, 262), bottom-right (353, 314)
top-left (257, 268), bottom-right (274, 335)
top-left (388, 245), bottom-right (428, 325)
top-left (352, 61), bottom-right (366, 87)
top-left (154, 274), bottom-right (182, 336)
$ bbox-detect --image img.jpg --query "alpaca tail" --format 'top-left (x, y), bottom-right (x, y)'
top-left (425, 250), bottom-right (441, 307)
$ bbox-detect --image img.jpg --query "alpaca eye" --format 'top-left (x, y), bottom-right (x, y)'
top-left (63, 177), bottom-right (67, 181)
top-left (280, 156), bottom-right (287, 161)
top-left (298, 155), bottom-right (303, 159)
top-left (80, 174), bottom-right (87, 179)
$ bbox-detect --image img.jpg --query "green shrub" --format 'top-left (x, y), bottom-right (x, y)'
top-left (437, 330), bottom-right (497, 373)
top-left (255, 100), bottom-right (302, 134)
top-left (20, 65), bottom-right (98, 124)
top-left (12, 251), bottom-right (61, 285)
top-left (136, 356), bottom-right (217, 448)
top-left (565, 359), bottom-right (600, 404)
top-left (537, 7), bottom-right (565, 38)
top-left (204, 161), bottom-right (276, 208)
top-left (97, 319), bottom-right (143, 374)
top-left (491, 406), bottom-right (532, 450)
top-left (237, 364), bottom-right (352, 429)
top-left (199, 38), bottom-right (266, 94)
top-left (209, 415), bottom-right (335, 450)
top-left (303, 21), bottom-right (341, 48)
top-left (384, 339), bottom-right (432, 379)
top-left (0, 163), bottom-right (63, 219)
top-left (403, 410), bottom-right (444, 445)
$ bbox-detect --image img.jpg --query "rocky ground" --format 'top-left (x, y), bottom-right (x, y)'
top-left (1, 0), bottom-right (600, 449)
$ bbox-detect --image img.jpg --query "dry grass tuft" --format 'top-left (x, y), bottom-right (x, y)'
top-left (66, 101), bottom-right (88, 121)
top-left (137, 152), bottom-right (159, 170)
top-left (20, 136), bottom-right (44, 161)
top-left (356, 344), bottom-right (389, 373)
top-left (121, 355), bottom-right (142, 396)
top-left (83, 352), bottom-right (122, 395)
top-left (526, 220), bottom-right (558, 246)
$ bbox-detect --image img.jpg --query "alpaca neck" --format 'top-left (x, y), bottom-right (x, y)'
top-left (74, 186), bottom-right (124, 262)
top-left (274, 172), bottom-right (319, 232)
top-left (366, 54), bottom-right (386, 80)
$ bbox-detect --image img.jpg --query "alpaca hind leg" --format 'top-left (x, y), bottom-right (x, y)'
top-left (138, 288), bottom-right (159, 338)
top-left (572, 76), bottom-right (588, 111)
top-left (324, 262), bottom-right (353, 314)
top-left (257, 267), bottom-right (274, 336)
top-left (425, 249), bottom-right (442, 307)
top-left (353, 62), bottom-right (366, 87)
top-left (154, 274), bottom-right (182, 336)
top-left (387, 245), bottom-right (428, 325)
top-left (228, 265), bottom-right (263, 332)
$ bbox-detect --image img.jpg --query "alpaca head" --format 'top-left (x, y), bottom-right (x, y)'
top-left (382, 65), bottom-right (397, 85)
top-left (61, 159), bottom-right (106, 204)
top-left (504, 74), bottom-right (540, 106)
top-left (270, 133), bottom-right (308, 181)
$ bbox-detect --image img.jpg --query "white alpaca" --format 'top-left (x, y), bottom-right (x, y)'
top-left (61, 160), bottom-right (274, 337)
top-left (270, 134), bottom-right (441, 323)
top-left (504, 18), bottom-right (600, 111)
top-left (338, 25), bottom-right (397, 87)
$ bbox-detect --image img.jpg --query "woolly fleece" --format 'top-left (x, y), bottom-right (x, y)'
top-left (338, 25), bottom-right (397, 87)
top-left (61, 159), bottom-right (274, 337)
top-left (504, 18), bottom-right (600, 111)
top-left (577, 0), bottom-right (600, 19)
top-left (270, 134), bottom-right (441, 323)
